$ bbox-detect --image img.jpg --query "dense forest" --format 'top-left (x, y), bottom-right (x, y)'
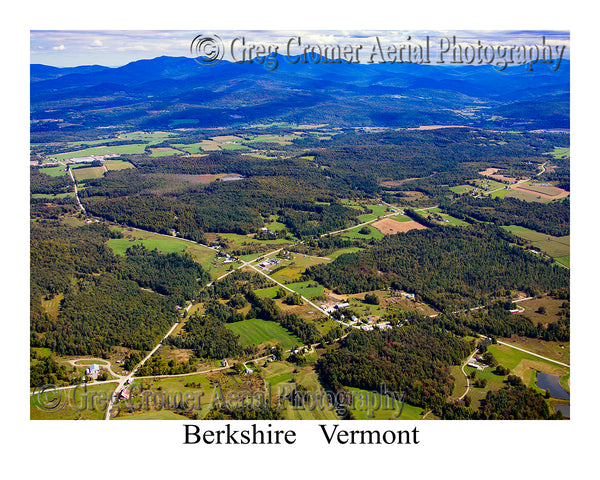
top-left (442, 196), bottom-right (570, 236)
top-left (30, 219), bottom-right (207, 357)
top-left (306, 224), bottom-right (569, 311)
top-left (167, 314), bottom-right (246, 360)
top-left (317, 326), bottom-right (472, 412)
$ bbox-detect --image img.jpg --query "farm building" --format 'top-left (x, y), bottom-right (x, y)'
top-left (467, 362), bottom-right (484, 371)
top-left (86, 364), bottom-right (100, 375)
top-left (119, 389), bottom-right (130, 400)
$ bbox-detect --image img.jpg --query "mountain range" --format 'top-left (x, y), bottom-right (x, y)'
top-left (30, 55), bottom-right (569, 132)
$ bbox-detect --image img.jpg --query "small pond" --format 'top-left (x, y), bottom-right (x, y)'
top-left (536, 371), bottom-right (570, 400)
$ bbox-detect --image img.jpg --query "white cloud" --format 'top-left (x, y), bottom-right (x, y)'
top-left (91, 39), bottom-right (103, 47)
top-left (52, 44), bottom-right (65, 51)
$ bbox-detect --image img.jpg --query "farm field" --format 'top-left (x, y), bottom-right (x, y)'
top-left (555, 256), bottom-right (570, 268)
top-left (502, 225), bottom-right (570, 258)
top-left (511, 182), bottom-right (570, 200)
top-left (50, 144), bottom-right (148, 160)
top-left (488, 343), bottom-right (569, 381)
top-left (32, 192), bottom-right (75, 199)
top-left (547, 146), bottom-right (570, 159)
top-left (71, 166), bottom-right (106, 181)
top-left (512, 295), bottom-right (570, 326)
top-left (37, 165), bottom-right (69, 176)
top-left (364, 204), bottom-right (392, 216)
top-left (449, 184), bottom-right (475, 194)
top-left (372, 218), bottom-right (427, 234)
top-left (225, 319), bottom-right (302, 350)
top-left (264, 215), bottom-right (287, 231)
top-left (104, 159), bottom-right (135, 170)
top-left (498, 336), bottom-right (570, 366)
top-left (285, 281), bottom-right (325, 299)
top-left (340, 224), bottom-right (385, 240)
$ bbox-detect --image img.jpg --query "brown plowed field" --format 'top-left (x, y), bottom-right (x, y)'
top-left (372, 218), bottom-right (427, 234)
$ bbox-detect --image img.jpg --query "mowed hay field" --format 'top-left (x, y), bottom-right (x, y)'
top-left (511, 183), bottom-right (570, 200)
top-left (225, 318), bottom-right (301, 350)
top-left (71, 166), bottom-right (106, 181)
top-left (372, 218), bottom-right (427, 234)
top-left (104, 160), bottom-right (135, 171)
top-left (502, 225), bottom-right (569, 258)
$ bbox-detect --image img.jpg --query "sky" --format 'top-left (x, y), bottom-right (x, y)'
top-left (30, 30), bottom-right (570, 68)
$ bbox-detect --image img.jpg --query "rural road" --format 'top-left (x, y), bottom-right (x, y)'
top-left (458, 349), bottom-right (479, 401)
top-left (62, 163), bottom-right (87, 215)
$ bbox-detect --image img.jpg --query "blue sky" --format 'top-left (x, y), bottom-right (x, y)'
top-left (30, 30), bottom-right (570, 67)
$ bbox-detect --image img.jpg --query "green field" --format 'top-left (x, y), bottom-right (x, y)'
top-left (488, 187), bottom-right (511, 199)
top-left (365, 204), bottom-right (391, 216)
top-left (358, 213), bottom-right (377, 223)
top-left (433, 212), bottom-right (470, 226)
top-left (555, 256), bottom-right (570, 268)
top-left (71, 166), bottom-right (106, 181)
top-left (37, 165), bottom-right (68, 177)
top-left (488, 343), bottom-right (569, 376)
top-left (107, 237), bottom-right (187, 256)
top-left (220, 143), bottom-right (249, 150)
top-left (51, 144), bottom-right (148, 160)
top-left (502, 225), bottom-right (570, 258)
top-left (264, 215), bottom-right (288, 231)
top-left (547, 146), bottom-right (570, 159)
top-left (104, 160), bottom-right (135, 170)
top-left (340, 224), bottom-right (385, 240)
top-left (449, 185), bottom-right (475, 194)
top-left (32, 192), bottom-right (75, 199)
top-left (253, 286), bottom-right (280, 299)
top-left (389, 214), bottom-right (412, 223)
top-left (225, 318), bottom-right (302, 349)
top-left (285, 281), bottom-right (325, 299)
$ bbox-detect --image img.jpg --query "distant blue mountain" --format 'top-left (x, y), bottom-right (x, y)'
top-left (30, 55), bottom-right (570, 131)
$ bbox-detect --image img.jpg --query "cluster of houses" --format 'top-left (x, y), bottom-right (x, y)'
top-left (359, 322), bottom-right (393, 331)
